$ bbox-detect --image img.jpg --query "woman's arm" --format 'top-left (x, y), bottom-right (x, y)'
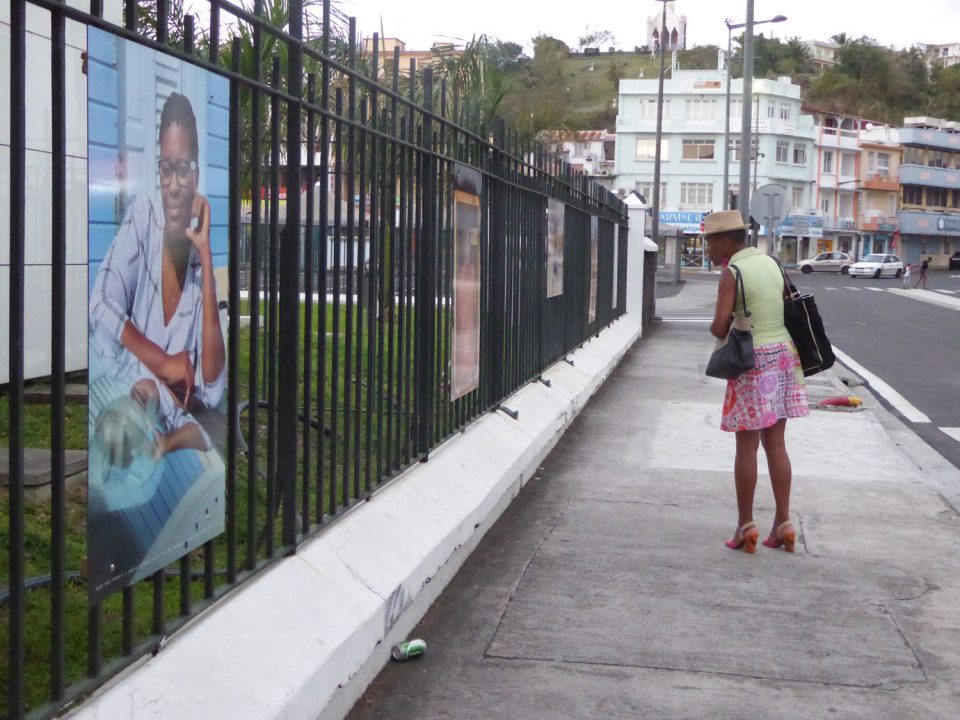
top-left (185, 194), bottom-right (226, 389)
top-left (710, 267), bottom-right (736, 339)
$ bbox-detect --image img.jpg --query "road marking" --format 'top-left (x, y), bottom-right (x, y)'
top-left (864, 287), bottom-right (885, 292)
top-left (941, 427), bottom-right (960, 443)
top-left (845, 287), bottom-right (863, 291)
top-left (656, 315), bottom-right (713, 323)
top-left (933, 289), bottom-right (957, 295)
top-left (888, 288), bottom-right (960, 310)
top-left (832, 347), bottom-right (931, 424)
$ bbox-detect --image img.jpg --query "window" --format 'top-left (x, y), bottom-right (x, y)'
top-left (821, 196), bottom-right (832, 214)
top-left (730, 98), bottom-right (742, 118)
top-left (767, 101), bottom-right (776, 118)
top-left (903, 185), bottom-right (923, 205)
top-left (776, 140), bottom-right (790, 163)
top-left (952, 189), bottom-right (960, 209)
top-left (840, 153), bottom-right (856, 176)
top-left (779, 103), bottom-right (791, 120)
top-left (903, 147), bottom-right (924, 165)
top-left (877, 152), bottom-right (890, 175)
top-left (822, 150), bottom-right (834, 173)
top-left (574, 142), bottom-right (591, 156)
top-left (928, 150), bottom-right (947, 168)
top-left (634, 181), bottom-right (666, 205)
top-left (638, 98), bottom-right (668, 120)
top-left (793, 143), bottom-right (807, 165)
top-left (635, 137), bottom-right (667, 161)
top-left (686, 98), bottom-right (717, 120)
top-left (791, 185), bottom-right (804, 208)
top-left (680, 182), bottom-right (713, 205)
top-left (927, 187), bottom-right (948, 207)
top-left (682, 138), bottom-right (715, 160)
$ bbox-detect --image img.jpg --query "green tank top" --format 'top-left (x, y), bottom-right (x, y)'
top-left (729, 247), bottom-right (792, 347)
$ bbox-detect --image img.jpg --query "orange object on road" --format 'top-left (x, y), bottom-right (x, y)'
top-left (818, 396), bottom-right (862, 407)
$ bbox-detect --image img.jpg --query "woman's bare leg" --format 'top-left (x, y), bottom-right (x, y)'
top-left (734, 429), bottom-right (761, 528)
top-left (761, 419), bottom-right (793, 541)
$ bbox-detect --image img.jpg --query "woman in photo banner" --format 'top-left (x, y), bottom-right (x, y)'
top-left (90, 92), bottom-right (225, 455)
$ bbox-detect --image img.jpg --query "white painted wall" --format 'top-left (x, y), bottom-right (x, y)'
top-left (0, 0), bottom-right (122, 385)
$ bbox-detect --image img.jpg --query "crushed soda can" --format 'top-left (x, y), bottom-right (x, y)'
top-left (391, 638), bottom-right (426, 661)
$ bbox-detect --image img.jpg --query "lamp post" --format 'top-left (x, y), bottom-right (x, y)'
top-left (722, 13), bottom-right (785, 210)
top-left (650, 0), bottom-right (669, 249)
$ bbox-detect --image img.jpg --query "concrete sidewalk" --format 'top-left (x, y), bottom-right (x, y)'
top-left (348, 279), bottom-right (960, 719)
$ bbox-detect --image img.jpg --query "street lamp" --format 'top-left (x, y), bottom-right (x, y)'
top-left (650, 0), bottom-right (670, 249)
top-left (722, 13), bottom-right (785, 210)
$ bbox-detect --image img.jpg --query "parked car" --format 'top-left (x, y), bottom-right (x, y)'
top-left (949, 251), bottom-right (960, 270)
top-left (798, 251), bottom-right (854, 274)
top-left (848, 253), bottom-right (904, 279)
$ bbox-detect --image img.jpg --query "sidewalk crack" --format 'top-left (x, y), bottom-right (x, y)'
top-left (483, 504), bottom-right (566, 659)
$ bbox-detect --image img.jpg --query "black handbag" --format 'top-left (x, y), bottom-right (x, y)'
top-left (777, 264), bottom-right (835, 377)
top-left (705, 265), bottom-right (755, 380)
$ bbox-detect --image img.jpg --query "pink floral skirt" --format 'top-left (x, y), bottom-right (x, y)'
top-left (721, 341), bottom-right (809, 432)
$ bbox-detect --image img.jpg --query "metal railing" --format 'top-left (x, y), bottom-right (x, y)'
top-left (1, 1), bottom-right (628, 717)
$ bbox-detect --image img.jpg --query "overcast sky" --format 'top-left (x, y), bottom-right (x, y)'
top-left (341, 0), bottom-right (959, 54)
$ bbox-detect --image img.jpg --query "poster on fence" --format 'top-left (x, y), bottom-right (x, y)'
top-left (588, 216), bottom-right (599, 323)
top-left (546, 199), bottom-right (565, 298)
top-left (612, 233), bottom-right (619, 309)
top-left (86, 27), bottom-right (229, 602)
top-left (451, 165), bottom-right (482, 401)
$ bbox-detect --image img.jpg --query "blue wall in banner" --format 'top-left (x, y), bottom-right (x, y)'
top-left (87, 26), bottom-right (230, 291)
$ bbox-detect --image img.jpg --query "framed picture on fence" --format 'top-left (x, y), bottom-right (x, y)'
top-left (589, 216), bottom-right (599, 323)
top-left (547, 199), bottom-right (565, 298)
top-left (451, 165), bottom-right (482, 401)
top-left (86, 27), bottom-right (230, 602)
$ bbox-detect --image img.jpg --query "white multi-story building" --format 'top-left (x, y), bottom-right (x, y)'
top-left (918, 42), bottom-right (960, 70)
top-left (614, 69), bottom-right (817, 265)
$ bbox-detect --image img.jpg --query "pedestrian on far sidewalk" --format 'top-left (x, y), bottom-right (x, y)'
top-left (913, 256), bottom-right (931, 289)
top-left (704, 211), bottom-right (810, 554)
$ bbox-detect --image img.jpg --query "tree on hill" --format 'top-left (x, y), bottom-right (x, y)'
top-left (928, 64), bottom-right (960, 120)
top-left (578, 27), bottom-right (615, 52)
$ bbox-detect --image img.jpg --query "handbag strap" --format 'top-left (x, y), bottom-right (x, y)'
top-left (771, 256), bottom-right (798, 301)
top-left (727, 263), bottom-right (750, 317)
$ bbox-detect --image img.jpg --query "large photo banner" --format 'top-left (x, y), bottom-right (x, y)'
top-left (546, 199), bottom-right (565, 298)
top-left (86, 27), bottom-right (230, 601)
top-left (451, 165), bottom-right (482, 401)
top-left (588, 216), bottom-right (599, 323)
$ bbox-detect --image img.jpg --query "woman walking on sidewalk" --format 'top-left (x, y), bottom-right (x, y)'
top-left (704, 211), bottom-right (810, 554)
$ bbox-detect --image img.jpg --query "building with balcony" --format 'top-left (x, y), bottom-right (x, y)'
top-left (540, 130), bottom-right (616, 181)
top-left (884, 117), bottom-right (960, 267)
top-left (803, 40), bottom-right (839, 74)
top-left (362, 37), bottom-right (463, 78)
top-left (857, 130), bottom-right (902, 256)
top-left (918, 42), bottom-right (960, 70)
top-left (615, 71), bottom-right (817, 263)
top-left (805, 109), bottom-right (865, 259)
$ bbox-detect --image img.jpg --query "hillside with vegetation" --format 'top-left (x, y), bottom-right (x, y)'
top-left (448, 32), bottom-right (960, 136)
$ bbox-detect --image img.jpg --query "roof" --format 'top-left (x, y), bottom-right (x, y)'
top-left (539, 129), bottom-right (608, 142)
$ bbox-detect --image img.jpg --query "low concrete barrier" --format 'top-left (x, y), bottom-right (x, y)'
top-left (67, 316), bottom-right (642, 720)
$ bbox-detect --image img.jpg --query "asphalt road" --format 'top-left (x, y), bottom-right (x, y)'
top-left (784, 268), bottom-right (960, 469)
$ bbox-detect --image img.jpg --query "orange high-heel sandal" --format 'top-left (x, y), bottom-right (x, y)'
top-left (762, 520), bottom-right (796, 553)
top-left (725, 521), bottom-right (759, 554)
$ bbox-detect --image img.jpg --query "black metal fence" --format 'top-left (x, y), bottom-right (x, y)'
top-left (2, 1), bottom-right (628, 717)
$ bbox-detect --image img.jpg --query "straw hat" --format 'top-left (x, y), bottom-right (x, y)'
top-left (701, 210), bottom-right (749, 237)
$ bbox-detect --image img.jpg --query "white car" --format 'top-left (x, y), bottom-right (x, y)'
top-left (798, 251), bottom-right (854, 274)
top-left (848, 253), bottom-right (904, 279)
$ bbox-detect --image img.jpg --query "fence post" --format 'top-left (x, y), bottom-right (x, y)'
top-left (623, 192), bottom-right (649, 322)
top-left (414, 68), bottom-right (437, 456)
top-left (278, 0), bottom-right (303, 545)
